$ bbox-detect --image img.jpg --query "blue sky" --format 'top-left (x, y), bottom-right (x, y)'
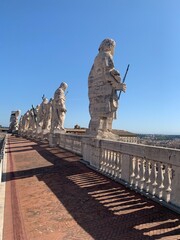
top-left (0, 0), bottom-right (180, 134)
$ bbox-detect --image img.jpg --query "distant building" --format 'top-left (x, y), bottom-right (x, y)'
top-left (111, 130), bottom-right (137, 143)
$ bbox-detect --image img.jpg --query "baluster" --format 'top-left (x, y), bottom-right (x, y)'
top-left (152, 161), bottom-right (158, 187)
top-left (158, 162), bottom-right (165, 199)
top-left (166, 165), bottom-right (172, 193)
top-left (165, 164), bottom-right (172, 202)
top-left (136, 158), bottom-right (141, 180)
top-left (145, 160), bottom-right (152, 193)
top-left (140, 159), bottom-right (146, 181)
top-left (152, 161), bottom-right (158, 196)
top-left (146, 160), bottom-right (152, 184)
top-left (115, 152), bottom-right (122, 179)
top-left (111, 151), bottom-right (116, 177)
top-left (100, 148), bottom-right (105, 171)
top-left (135, 158), bottom-right (141, 188)
top-left (159, 163), bottom-right (165, 189)
top-left (107, 150), bottom-right (111, 175)
top-left (105, 150), bottom-right (110, 173)
top-left (130, 157), bottom-right (136, 185)
top-left (108, 151), bottom-right (113, 175)
top-left (103, 149), bottom-right (107, 172)
top-left (140, 158), bottom-right (146, 190)
top-left (119, 153), bottom-right (122, 179)
top-left (115, 152), bottom-right (119, 178)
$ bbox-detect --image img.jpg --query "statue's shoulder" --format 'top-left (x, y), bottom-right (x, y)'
top-left (54, 87), bottom-right (64, 100)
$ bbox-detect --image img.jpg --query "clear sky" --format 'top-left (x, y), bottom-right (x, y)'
top-left (0, 0), bottom-right (180, 134)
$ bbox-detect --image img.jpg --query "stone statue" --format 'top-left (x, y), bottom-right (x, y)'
top-left (18, 116), bottom-right (23, 134)
top-left (43, 98), bottom-right (53, 132)
top-left (29, 108), bottom-right (37, 131)
top-left (88, 38), bottom-right (126, 138)
top-left (9, 110), bottom-right (21, 132)
top-left (36, 98), bottom-right (48, 133)
top-left (23, 110), bottom-right (30, 132)
top-left (51, 82), bottom-right (68, 133)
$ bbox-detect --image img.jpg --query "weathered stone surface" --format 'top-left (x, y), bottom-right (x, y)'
top-left (88, 38), bottom-right (126, 139)
top-left (43, 98), bottom-right (53, 132)
top-left (37, 97), bottom-right (49, 132)
top-left (51, 82), bottom-right (68, 133)
top-left (9, 110), bottom-right (21, 132)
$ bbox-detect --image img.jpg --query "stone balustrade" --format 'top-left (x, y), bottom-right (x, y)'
top-left (49, 133), bottom-right (84, 156)
top-left (0, 135), bottom-right (6, 182)
top-left (46, 133), bottom-right (180, 213)
top-left (98, 140), bottom-right (180, 212)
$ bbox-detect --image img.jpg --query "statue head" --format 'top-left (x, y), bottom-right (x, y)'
top-left (60, 82), bottom-right (68, 91)
top-left (43, 98), bottom-right (48, 104)
top-left (98, 38), bottom-right (116, 55)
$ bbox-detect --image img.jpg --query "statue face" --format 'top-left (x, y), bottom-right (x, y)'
top-left (99, 38), bottom-right (116, 53)
top-left (110, 46), bottom-right (115, 56)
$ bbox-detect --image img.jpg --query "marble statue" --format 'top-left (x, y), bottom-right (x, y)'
top-left (9, 110), bottom-right (21, 132)
top-left (24, 110), bottom-right (30, 131)
top-left (43, 98), bottom-right (53, 132)
top-left (18, 116), bottom-right (23, 133)
top-left (88, 38), bottom-right (126, 138)
top-left (36, 98), bottom-right (48, 133)
top-left (29, 108), bottom-right (37, 131)
top-left (51, 82), bottom-right (68, 133)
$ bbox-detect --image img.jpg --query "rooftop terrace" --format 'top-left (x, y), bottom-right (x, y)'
top-left (1, 135), bottom-right (180, 239)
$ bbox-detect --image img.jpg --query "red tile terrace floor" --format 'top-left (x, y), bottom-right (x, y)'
top-left (2, 135), bottom-right (180, 240)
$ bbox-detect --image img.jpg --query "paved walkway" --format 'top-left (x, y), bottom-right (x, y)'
top-left (2, 135), bottom-right (180, 240)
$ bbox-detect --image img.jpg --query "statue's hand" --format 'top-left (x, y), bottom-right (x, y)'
top-left (110, 69), bottom-right (121, 82)
top-left (61, 108), bottom-right (67, 113)
top-left (121, 83), bottom-right (126, 93)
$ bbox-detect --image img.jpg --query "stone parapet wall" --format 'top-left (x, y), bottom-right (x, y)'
top-left (0, 135), bottom-right (6, 182)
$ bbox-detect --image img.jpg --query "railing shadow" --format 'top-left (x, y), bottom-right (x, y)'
top-left (5, 136), bottom-right (180, 240)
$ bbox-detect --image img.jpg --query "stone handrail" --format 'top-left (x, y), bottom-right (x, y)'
top-left (58, 133), bottom-right (83, 155)
top-left (98, 140), bottom-right (180, 212)
top-left (0, 135), bottom-right (6, 182)
top-left (49, 133), bottom-right (84, 156)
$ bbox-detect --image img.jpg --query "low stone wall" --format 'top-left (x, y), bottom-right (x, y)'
top-left (98, 140), bottom-right (180, 213)
top-left (0, 135), bottom-right (6, 182)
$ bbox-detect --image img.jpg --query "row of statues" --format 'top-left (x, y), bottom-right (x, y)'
top-left (18, 82), bottom-right (68, 135)
top-left (16, 38), bottom-right (126, 139)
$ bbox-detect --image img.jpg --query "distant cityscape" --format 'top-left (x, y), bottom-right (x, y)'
top-left (1, 124), bottom-right (180, 150)
top-left (137, 134), bottom-right (180, 149)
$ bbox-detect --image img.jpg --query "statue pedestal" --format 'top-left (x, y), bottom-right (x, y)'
top-left (86, 129), bottom-right (121, 141)
top-left (49, 133), bottom-right (60, 147)
top-left (82, 137), bottom-right (101, 169)
top-left (42, 129), bottom-right (50, 140)
top-left (53, 129), bottom-right (66, 134)
top-left (36, 127), bottom-right (42, 139)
